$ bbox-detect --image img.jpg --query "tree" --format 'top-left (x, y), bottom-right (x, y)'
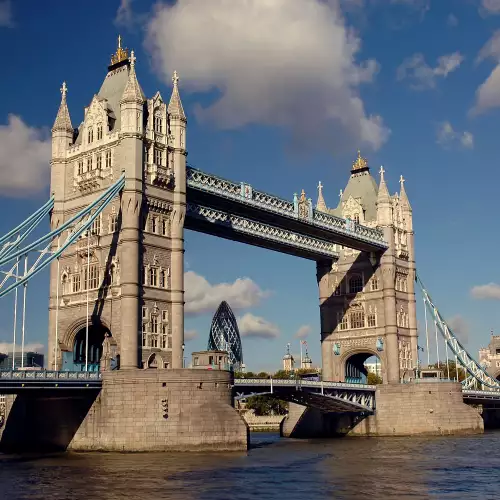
top-left (428, 361), bottom-right (467, 382)
top-left (367, 372), bottom-right (383, 385)
top-left (245, 395), bottom-right (288, 416)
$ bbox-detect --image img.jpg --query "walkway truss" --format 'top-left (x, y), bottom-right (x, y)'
top-left (0, 174), bottom-right (125, 299)
top-left (417, 275), bottom-right (500, 391)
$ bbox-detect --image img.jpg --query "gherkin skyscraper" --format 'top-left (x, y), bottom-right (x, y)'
top-left (208, 301), bottom-right (243, 369)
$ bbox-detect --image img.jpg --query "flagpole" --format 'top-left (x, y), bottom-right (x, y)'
top-left (300, 340), bottom-right (303, 369)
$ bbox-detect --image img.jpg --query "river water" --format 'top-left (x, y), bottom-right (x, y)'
top-left (1, 432), bottom-right (500, 499)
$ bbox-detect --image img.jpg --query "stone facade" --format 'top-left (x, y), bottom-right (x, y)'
top-left (282, 382), bottom-right (484, 438)
top-left (479, 335), bottom-right (500, 380)
top-left (0, 370), bottom-right (249, 452)
top-left (316, 153), bottom-right (417, 384)
top-left (48, 39), bottom-right (186, 371)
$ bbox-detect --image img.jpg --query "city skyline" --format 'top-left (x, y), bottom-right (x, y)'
top-left (1, 0), bottom-right (500, 372)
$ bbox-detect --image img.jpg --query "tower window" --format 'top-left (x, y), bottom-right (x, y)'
top-left (353, 213), bottom-right (360, 224)
top-left (97, 123), bottom-right (103, 140)
top-left (367, 311), bottom-right (377, 327)
top-left (150, 216), bottom-right (158, 234)
top-left (350, 309), bottom-right (365, 329)
top-left (72, 274), bottom-right (81, 293)
top-left (154, 116), bottom-right (163, 133)
top-left (96, 154), bottom-right (102, 170)
top-left (349, 275), bottom-right (363, 294)
top-left (154, 148), bottom-right (163, 165)
top-left (370, 277), bottom-right (379, 291)
top-left (88, 127), bottom-right (93, 144)
top-left (161, 218), bottom-right (169, 236)
top-left (77, 160), bottom-right (84, 175)
top-left (105, 150), bottom-right (112, 169)
top-left (338, 313), bottom-right (348, 331)
top-left (88, 156), bottom-right (93, 171)
top-left (149, 267), bottom-right (158, 287)
top-left (83, 264), bottom-right (99, 290)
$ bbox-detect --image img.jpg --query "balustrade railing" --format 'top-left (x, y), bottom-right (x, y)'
top-left (0, 370), bottom-right (102, 381)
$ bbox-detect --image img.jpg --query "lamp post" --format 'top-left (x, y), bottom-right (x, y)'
top-left (182, 343), bottom-right (185, 368)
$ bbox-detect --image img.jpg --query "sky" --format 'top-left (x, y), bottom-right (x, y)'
top-left (1, 0), bottom-right (500, 372)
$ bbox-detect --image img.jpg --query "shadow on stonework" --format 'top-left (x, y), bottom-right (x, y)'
top-left (0, 390), bottom-right (99, 453)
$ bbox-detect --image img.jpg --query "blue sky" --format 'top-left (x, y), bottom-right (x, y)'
top-left (1, 0), bottom-right (500, 372)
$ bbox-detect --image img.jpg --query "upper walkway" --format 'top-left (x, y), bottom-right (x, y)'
top-left (186, 167), bottom-right (388, 254)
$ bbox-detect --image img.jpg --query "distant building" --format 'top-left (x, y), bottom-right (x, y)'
top-left (479, 334), bottom-right (500, 380)
top-left (301, 349), bottom-right (312, 369)
top-left (364, 361), bottom-right (382, 377)
top-left (283, 343), bottom-right (294, 372)
top-left (0, 351), bottom-right (44, 370)
top-left (208, 301), bottom-right (243, 370)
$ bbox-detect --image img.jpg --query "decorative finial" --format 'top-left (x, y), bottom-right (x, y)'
top-left (60, 81), bottom-right (68, 99)
top-left (286, 343), bottom-right (291, 355)
top-left (172, 70), bottom-right (179, 87)
top-left (399, 175), bottom-right (405, 186)
top-left (318, 181), bottom-right (323, 193)
top-left (130, 50), bottom-right (136, 68)
top-left (299, 189), bottom-right (306, 202)
top-left (379, 165), bottom-right (385, 181)
top-left (339, 189), bottom-right (343, 199)
top-left (111, 35), bottom-right (129, 65)
top-left (352, 150), bottom-right (368, 171)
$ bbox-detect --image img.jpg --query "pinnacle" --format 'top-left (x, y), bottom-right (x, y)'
top-left (120, 51), bottom-right (144, 105)
top-left (168, 70), bottom-right (186, 120)
top-left (52, 81), bottom-right (73, 134)
top-left (316, 181), bottom-right (327, 212)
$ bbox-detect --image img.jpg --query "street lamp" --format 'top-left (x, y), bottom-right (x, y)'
top-left (182, 343), bottom-right (185, 368)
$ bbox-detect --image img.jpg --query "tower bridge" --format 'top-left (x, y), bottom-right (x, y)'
top-left (0, 38), bottom-right (498, 451)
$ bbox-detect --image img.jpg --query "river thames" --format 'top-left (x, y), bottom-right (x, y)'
top-left (1, 432), bottom-right (500, 499)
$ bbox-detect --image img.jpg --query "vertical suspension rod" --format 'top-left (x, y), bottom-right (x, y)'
top-left (20, 255), bottom-right (27, 369)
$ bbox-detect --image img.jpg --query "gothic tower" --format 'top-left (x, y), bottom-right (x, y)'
top-left (317, 152), bottom-right (417, 384)
top-left (47, 38), bottom-right (187, 371)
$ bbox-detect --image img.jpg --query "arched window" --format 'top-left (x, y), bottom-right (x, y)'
top-left (353, 213), bottom-right (360, 224)
top-left (349, 307), bottom-right (365, 329)
top-left (97, 123), bottom-right (103, 140)
top-left (349, 275), bottom-right (363, 294)
top-left (88, 127), bottom-right (93, 144)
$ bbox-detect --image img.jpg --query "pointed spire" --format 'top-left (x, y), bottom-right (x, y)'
top-left (399, 174), bottom-right (412, 210)
top-left (120, 50), bottom-right (144, 105)
top-left (52, 81), bottom-right (73, 134)
top-left (376, 165), bottom-right (391, 226)
top-left (168, 70), bottom-right (186, 120)
top-left (377, 166), bottom-right (390, 200)
top-left (316, 181), bottom-right (327, 212)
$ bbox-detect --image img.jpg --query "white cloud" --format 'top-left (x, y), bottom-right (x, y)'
top-left (447, 13), bottom-right (458, 27)
top-left (237, 313), bottom-right (280, 339)
top-left (447, 315), bottom-right (470, 344)
top-left (0, 115), bottom-right (51, 197)
top-left (0, 0), bottom-right (12, 27)
top-left (185, 329), bottom-right (198, 341)
top-left (436, 121), bottom-right (474, 149)
top-left (471, 32), bottom-right (500, 115)
top-left (471, 282), bottom-right (500, 300)
top-left (397, 52), bottom-right (463, 90)
top-left (480, 0), bottom-right (500, 15)
top-left (114, 0), bottom-right (146, 31)
top-left (145, 0), bottom-right (389, 153)
top-left (0, 342), bottom-right (44, 354)
top-left (184, 271), bottom-right (270, 316)
top-left (294, 325), bottom-right (312, 339)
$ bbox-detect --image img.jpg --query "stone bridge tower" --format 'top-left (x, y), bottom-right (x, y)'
top-left (47, 38), bottom-right (186, 371)
top-left (317, 152), bottom-right (417, 384)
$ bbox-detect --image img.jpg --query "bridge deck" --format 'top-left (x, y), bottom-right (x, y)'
top-left (186, 167), bottom-right (388, 253)
top-left (0, 370), bottom-right (102, 393)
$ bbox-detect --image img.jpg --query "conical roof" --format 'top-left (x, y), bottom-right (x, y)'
top-left (52, 82), bottom-right (73, 134)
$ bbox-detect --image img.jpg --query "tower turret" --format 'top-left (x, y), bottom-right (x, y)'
top-left (120, 50), bottom-right (144, 136)
top-left (376, 166), bottom-right (392, 227)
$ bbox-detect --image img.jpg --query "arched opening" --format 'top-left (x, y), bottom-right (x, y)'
top-left (345, 353), bottom-right (382, 384)
top-left (146, 352), bottom-right (163, 369)
top-left (69, 324), bottom-right (111, 372)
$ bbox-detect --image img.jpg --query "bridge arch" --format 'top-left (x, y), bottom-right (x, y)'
top-left (340, 348), bottom-right (383, 384)
top-left (61, 317), bottom-right (112, 372)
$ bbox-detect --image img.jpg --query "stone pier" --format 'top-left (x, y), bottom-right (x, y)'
top-left (281, 382), bottom-right (484, 439)
top-left (0, 370), bottom-right (249, 453)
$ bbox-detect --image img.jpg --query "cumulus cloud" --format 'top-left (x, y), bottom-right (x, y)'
top-left (0, 0), bottom-right (12, 27)
top-left (480, 0), bottom-right (500, 15)
top-left (145, 0), bottom-right (389, 153)
top-left (184, 329), bottom-right (198, 341)
top-left (115, 0), bottom-right (147, 31)
top-left (471, 282), bottom-right (500, 300)
top-left (237, 313), bottom-right (280, 339)
top-left (0, 115), bottom-right (51, 197)
top-left (397, 52), bottom-right (463, 90)
top-left (471, 32), bottom-right (500, 115)
top-left (294, 325), bottom-right (312, 339)
top-left (447, 315), bottom-right (470, 344)
top-left (436, 121), bottom-right (474, 149)
top-left (184, 271), bottom-right (270, 316)
top-left (0, 342), bottom-right (44, 354)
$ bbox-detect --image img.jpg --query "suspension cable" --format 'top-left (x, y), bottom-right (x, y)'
top-left (424, 297), bottom-right (430, 367)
